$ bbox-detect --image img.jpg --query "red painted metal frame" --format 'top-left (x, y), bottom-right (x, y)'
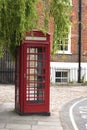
top-left (15, 30), bottom-right (50, 115)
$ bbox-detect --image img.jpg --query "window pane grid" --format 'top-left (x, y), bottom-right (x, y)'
top-left (55, 71), bottom-right (68, 83)
top-left (26, 47), bottom-right (46, 104)
top-left (58, 40), bottom-right (68, 51)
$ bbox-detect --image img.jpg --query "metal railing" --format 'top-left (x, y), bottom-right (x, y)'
top-left (0, 50), bottom-right (15, 84)
top-left (0, 50), bottom-right (87, 85)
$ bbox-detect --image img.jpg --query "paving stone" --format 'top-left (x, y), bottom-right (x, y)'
top-left (32, 125), bottom-right (62, 130)
top-left (6, 123), bottom-right (31, 129)
top-left (0, 129), bottom-right (9, 130)
top-left (0, 85), bottom-right (87, 130)
top-left (0, 123), bottom-right (6, 129)
top-left (38, 121), bottom-right (60, 126)
top-left (11, 129), bottom-right (30, 130)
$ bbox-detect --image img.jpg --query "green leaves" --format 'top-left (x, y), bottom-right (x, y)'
top-left (51, 0), bottom-right (71, 52)
top-left (0, 0), bottom-right (71, 57)
top-left (41, 0), bottom-right (71, 53)
top-left (0, 0), bottom-right (38, 58)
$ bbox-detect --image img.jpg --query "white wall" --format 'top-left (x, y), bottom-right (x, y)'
top-left (50, 62), bottom-right (87, 83)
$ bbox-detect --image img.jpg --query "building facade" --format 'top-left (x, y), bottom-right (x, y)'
top-left (0, 0), bottom-right (87, 84)
top-left (51, 0), bottom-right (87, 84)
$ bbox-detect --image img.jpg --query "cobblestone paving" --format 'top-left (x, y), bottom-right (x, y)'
top-left (0, 85), bottom-right (15, 103)
top-left (0, 84), bottom-right (87, 116)
top-left (51, 85), bottom-right (87, 116)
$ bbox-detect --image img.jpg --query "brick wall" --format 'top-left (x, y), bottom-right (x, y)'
top-left (82, 0), bottom-right (87, 56)
top-left (37, 1), bottom-right (87, 62)
top-left (71, 0), bottom-right (78, 55)
top-left (51, 0), bottom-right (87, 62)
top-left (37, 2), bottom-right (54, 52)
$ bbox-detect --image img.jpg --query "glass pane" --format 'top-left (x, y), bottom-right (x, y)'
top-left (43, 54), bottom-right (46, 60)
top-left (63, 42), bottom-right (68, 50)
top-left (62, 72), bottom-right (68, 77)
top-left (30, 69), bottom-right (34, 74)
top-left (30, 83), bottom-right (34, 88)
top-left (55, 78), bottom-right (61, 82)
top-left (65, 45), bottom-right (68, 50)
top-left (62, 78), bottom-right (67, 82)
top-left (35, 83), bottom-right (45, 88)
top-left (30, 75), bottom-right (34, 81)
top-left (30, 61), bottom-right (37, 67)
top-left (27, 55), bottom-right (30, 60)
top-left (38, 48), bottom-right (42, 52)
top-left (37, 47), bottom-right (46, 53)
top-left (37, 83), bottom-right (43, 88)
top-left (27, 69), bottom-right (29, 74)
top-left (37, 54), bottom-right (43, 60)
top-left (60, 45), bottom-right (63, 50)
top-left (27, 48), bottom-right (30, 53)
top-left (34, 75), bottom-right (37, 81)
top-left (30, 54), bottom-right (37, 60)
top-left (34, 69), bottom-right (38, 74)
top-left (37, 61), bottom-right (43, 67)
top-left (30, 48), bottom-right (36, 53)
top-left (43, 47), bottom-right (46, 52)
top-left (37, 90), bottom-right (43, 96)
top-left (56, 72), bottom-right (61, 77)
top-left (37, 76), bottom-right (42, 82)
top-left (37, 68), bottom-right (42, 74)
top-left (58, 38), bottom-right (68, 51)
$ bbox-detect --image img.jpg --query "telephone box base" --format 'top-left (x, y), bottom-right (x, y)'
top-left (15, 110), bottom-right (50, 116)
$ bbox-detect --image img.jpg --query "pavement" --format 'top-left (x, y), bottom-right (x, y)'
top-left (0, 102), bottom-right (63, 130)
top-left (0, 84), bottom-right (87, 130)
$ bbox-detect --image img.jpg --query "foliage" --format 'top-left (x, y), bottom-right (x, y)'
top-left (81, 74), bottom-right (86, 83)
top-left (0, 0), bottom-right (71, 58)
top-left (0, 0), bottom-right (38, 58)
top-left (51, 0), bottom-right (71, 53)
top-left (39, 0), bottom-right (71, 53)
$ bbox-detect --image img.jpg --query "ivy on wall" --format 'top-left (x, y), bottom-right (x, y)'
top-left (50, 0), bottom-right (71, 53)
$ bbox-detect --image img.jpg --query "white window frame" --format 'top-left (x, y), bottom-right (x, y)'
top-left (58, 27), bottom-right (71, 54)
top-left (70, 0), bottom-right (72, 6)
top-left (55, 69), bottom-right (69, 83)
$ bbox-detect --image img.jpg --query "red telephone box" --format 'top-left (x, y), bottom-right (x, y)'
top-left (15, 30), bottom-right (50, 115)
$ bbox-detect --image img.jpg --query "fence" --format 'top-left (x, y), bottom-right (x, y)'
top-left (0, 50), bottom-right (15, 84)
top-left (0, 50), bottom-right (87, 85)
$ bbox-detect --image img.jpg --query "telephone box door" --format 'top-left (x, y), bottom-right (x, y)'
top-left (23, 43), bottom-right (50, 114)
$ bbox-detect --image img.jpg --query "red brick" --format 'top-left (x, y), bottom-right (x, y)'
top-left (37, 1), bottom-right (87, 62)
